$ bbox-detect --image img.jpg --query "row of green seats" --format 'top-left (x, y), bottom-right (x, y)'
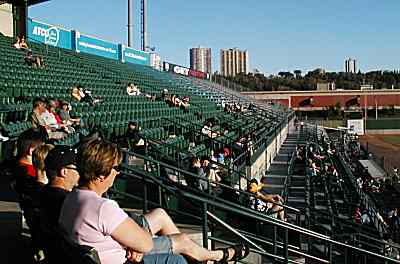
top-left (139, 127), bottom-right (168, 141)
top-left (2, 121), bottom-right (32, 138)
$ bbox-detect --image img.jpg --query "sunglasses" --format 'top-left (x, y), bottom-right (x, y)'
top-left (112, 165), bottom-right (122, 172)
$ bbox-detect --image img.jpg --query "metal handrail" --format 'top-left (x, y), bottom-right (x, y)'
top-left (115, 161), bottom-right (400, 263)
top-left (121, 150), bottom-right (301, 213)
top-left (335, 153), bottom-right (388, 235)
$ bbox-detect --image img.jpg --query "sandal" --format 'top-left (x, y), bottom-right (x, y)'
top-left (217, 244), bottom-right (250, 263)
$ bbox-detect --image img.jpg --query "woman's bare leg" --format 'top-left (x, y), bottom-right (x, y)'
top-left (144, 208), bottom-right (180, 235)
top-left (170, 233), bottom-right (234, 262)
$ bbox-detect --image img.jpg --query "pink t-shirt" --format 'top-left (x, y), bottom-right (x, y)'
top-left (59, 189), bottom-right (129, 264)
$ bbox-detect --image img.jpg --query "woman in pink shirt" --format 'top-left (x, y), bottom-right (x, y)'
top-left (60, 140), bottom-right (248, 264)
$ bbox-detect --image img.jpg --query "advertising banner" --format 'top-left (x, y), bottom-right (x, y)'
top-left (121, 45), bottom-right (150, 66)
top-left (163, 62), bottom-right (209, 79)
top-left (75, 31), bottom-right (119, 60)
top-left (27, 19), bottom-right (72, 49)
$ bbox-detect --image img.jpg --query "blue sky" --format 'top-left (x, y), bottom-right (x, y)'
top-left (30, 0), bottom-right (400, 75)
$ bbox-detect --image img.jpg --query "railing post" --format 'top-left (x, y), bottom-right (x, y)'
top-left (273, 225), bottom-right (277, 256)
top-left (283, 227), bottom-right (289, 263)
top-left (202, 202), bottom-right (209, 249)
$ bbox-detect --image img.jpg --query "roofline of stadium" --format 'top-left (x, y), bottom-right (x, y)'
top-left (241, 89), bottom-right (400, 96)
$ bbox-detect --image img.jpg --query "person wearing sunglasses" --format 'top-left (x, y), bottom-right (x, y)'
top-left (40, 145), bottom-right (80, 227)
top-left (60, 140), bottom-right (249, 264)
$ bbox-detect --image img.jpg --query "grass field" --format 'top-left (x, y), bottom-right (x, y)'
top-left (360, 134), bottom-right (400, 172)
top-left (381, 135), bottom-right (400, 144)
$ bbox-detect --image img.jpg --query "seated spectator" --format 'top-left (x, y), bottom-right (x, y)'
top-left (309, 160), bottom-right (320, 177)
top-left (354, 207), bottom-right (361, 223)
top-left (160, 89), bottom-right (168, 101)
top-left (247, 180), bottom-right (286, 221)
top-left (71, 85), bottom-right (99, 106)
top-left (390, 209), bottom-right (400, 232)
top-left (59, 102), bottom-right (80, 126)
top-left (40, 145), bottom-right (79, 227)
top-left (174, 96), bottom-right (181, 107)
top-left (15, 129), bottom-right (45, 182)
top-left (200, 156), bottom-right (221, 187)
top-left (167, 94), bottom-right (177, 107)
top-left (125, 121), bottom-right (145, 155)
top-left (24, 51), bottom-right (44, 67)
top-left (13, 129), bottom-right (46, 259)
top-left (71, 87), bottom-right (82, 102)
top-left (32, 144), bottom-right (55, 185)
top-left (126, 83), bottom-right (141, 96)
top-left (144, 93), bottom-right (156, 102)
top-left (224, 103), bottom-right (231, 112)
top-left (217, 151), bottom-right (225, 165)
top-left (244, 135), bottom-right (254, 156)
top-left (41, 100), bottom-right (68, 139)
top-left (201, 121), bottom-right (219, 138)
top-left (59, 140), bottom-right (249, 264)
top-left (181, 96), bottom-right (190, 112)
top-left (13, 36), bottom-right (21, 49)
top-left (29, 98), bottom-right (47, 130)
top-left (361, 209), bottom-right (371, 225)
top-left (186, 156), bottom-right (208, 191)
top-left (41, 99), bottom-right (66, 130)
top-left (20, 36), bottom-right (29, 49)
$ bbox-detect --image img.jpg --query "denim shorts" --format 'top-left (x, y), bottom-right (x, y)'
top-left (124, 254), bottom-right (187, 264)
top-left (128, 212), bottom-right (173, 254)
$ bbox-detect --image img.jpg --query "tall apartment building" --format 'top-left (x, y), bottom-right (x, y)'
top-left (150, 52), bottom-right (161, 71)
top-left (220, 48), bottom-right (249, 77)
top-left (189, 47), bottom-right (212, 74)
top-left (345, 58), bottom-right (357, 73)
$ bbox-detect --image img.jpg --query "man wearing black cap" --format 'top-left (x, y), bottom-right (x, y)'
top-left (40, 145), bottom-right (80, 226)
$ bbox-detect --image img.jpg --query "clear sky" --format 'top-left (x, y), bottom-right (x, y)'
top-left (29, 0), bottom-right (400, 75)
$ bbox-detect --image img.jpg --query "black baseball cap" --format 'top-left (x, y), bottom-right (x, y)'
top-left (45, 145), bottom-right (78, 171)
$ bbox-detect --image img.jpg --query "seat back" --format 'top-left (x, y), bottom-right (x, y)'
top-left (42, 224), bottom-right (101, 264)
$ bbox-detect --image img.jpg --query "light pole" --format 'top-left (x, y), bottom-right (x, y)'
top-left (360, 86), bottom-right (371, 135)
top-left (127, 0), bottom-right (133, 47)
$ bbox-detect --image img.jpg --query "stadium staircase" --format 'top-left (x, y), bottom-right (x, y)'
top-left (302, 124), bottom-right (399, 262)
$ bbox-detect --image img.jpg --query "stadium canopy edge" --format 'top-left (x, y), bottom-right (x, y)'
top-left (1, 0), bottom-right (50, 6)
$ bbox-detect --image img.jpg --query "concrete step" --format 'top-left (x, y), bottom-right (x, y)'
top-left (264, 176), bottom-right (286, 185)
top-left (274, 154), bottom-right (291, 162)
top-left (271, 161), bottom-right (290, 165)
top-left (268, 167), bottom-right (288, 175)
top-left (314, 205), bottom-right (328, 210)
top-left (264, 184), bottom-right (284, 189)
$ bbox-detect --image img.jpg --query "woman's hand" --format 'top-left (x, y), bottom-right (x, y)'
top-left (126, 248), bottom-right (144, 263)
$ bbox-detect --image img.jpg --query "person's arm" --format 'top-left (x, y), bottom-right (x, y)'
top-left (101, 200), bottom-right (153, 253)
top-left (111, 217), bottom-right (153, 253)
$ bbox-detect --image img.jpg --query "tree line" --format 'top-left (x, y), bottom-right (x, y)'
top-left (214, 70), bottom-right (400, 91)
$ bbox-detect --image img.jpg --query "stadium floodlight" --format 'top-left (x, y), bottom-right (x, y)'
top-left (141, 0), bottom-right (148, 51)
top-left (127, 0), bottom-right (133, 47)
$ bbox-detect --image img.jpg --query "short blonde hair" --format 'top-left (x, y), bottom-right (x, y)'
top-left (77, 140), bottom-right (122, 186)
